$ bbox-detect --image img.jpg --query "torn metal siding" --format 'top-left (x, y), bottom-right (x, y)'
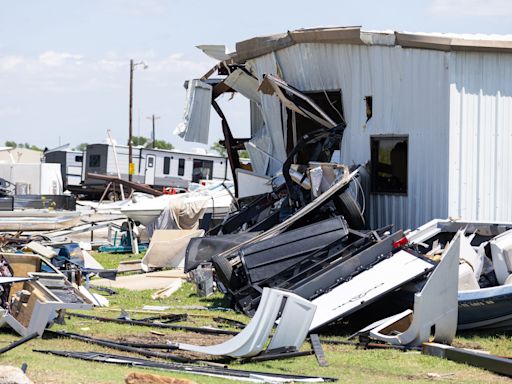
top-left (448, 51), bottom-right (512, 222)
top-left (247, 53), bottom-right (288, 176)
top-left (248, 43), bottom-right (450, 230)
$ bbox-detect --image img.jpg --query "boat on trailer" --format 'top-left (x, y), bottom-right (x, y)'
top-left (406, 218), bottom-right (512, 331)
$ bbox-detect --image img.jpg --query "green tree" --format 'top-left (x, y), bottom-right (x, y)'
top-left (74, 143), bottom-right (88, 151)
top-left (29, 144), bottom-right (42, 151)
top-left (131, 136), bottom-right (149, 147)
top-left (5, 141), bottom-right (16, 148)
top-left (152, 140), bottom-right (174, 150)
top-left (210, 141), bottom-right (226, 156)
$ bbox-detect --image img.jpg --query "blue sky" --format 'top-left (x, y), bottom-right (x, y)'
top-left (1, 0), bottom-right (512, 152)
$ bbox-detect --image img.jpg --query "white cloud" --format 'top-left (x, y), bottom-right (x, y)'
top-left (430, 0), bottom-right (512, 16)
top-left (0, 56), bottom-right (24, 71)
top-left (38, 51), bottom-right (83, 67)
top-left (0, 50), bottom-right (212, 94)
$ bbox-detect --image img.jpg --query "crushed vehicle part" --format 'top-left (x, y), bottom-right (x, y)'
top-left (178, 288), bottom-right (316, 358)
top-left (34, 349), bottom-right (337, 382)
top-left (232, 227), bottom-right (398, 315)
top-left (212, 168), bottom-right (356, 271)
top-left (363, 231), bottom-right (459, 346)
top-left (407, 219), bottom-right (512, 331)
top-left (214, 216), bottom-right (349, 291)
top-left (184, 232), bottom-right (260, 272)
top-left (308, 248), bottom-right (434, 331)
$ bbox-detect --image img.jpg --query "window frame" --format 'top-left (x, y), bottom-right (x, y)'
top-left (88, 154), bottom-right (101, 168)
top-left (178, 158), bottom-right (185, 176)
top-left (370, 135), bottom-right (408, 196)
top-left (163, 157), bottom-right (170, 175)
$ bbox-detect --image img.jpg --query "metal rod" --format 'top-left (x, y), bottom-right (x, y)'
top-left (0, 332), bottom-right (38, 354)
top-left (46, 330), bottom-right (189, 363)
top-left (67, 312), bottom-right (238, 335)
top-left (34, 349), bottom-right (337, 382)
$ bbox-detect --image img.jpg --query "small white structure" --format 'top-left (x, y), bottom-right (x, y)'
top-left (0, 163), bottom-right (63, 195)
top-left (0, 148), bottom-right (42, 164)
top-left (189, 26), bottom-right (512, 229)
top-left (44, 149), bottom-right (84, 189)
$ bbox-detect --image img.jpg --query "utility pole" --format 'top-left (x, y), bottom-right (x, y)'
top-left (146, 114), bottom-right (161, 148)
top-left (128, 59), bottom-right (147, 181)
top-left (128, 60), bottom-right (134, 181)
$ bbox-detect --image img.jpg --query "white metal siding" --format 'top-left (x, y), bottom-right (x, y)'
top-left (448, 52), bottom-right (512, 222)
top-left (249, 43), bottom-right (451, 229)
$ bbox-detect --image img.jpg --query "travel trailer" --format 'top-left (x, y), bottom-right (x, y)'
top-left (44, 149), bottom-right (84, 190)
top-left (45, 144), bottom-right (231, 199)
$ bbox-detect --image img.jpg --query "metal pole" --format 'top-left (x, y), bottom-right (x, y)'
top-left (128, 59), bottom-right (134, 182)
top-left (147, 114), bottom-right (160, 149)
top-left (107, 129), bottom-right (125, 200)
top-left (152, 114), bottom-right (155, 148)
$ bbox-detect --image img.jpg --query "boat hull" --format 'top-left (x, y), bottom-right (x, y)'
top-left (458, 285), bottom-right (512, 330)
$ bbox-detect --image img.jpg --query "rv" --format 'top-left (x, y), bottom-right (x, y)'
top-left (44, 149), bottom-right (84, 190)
top-left (46, 144), bottom-right (231, 199)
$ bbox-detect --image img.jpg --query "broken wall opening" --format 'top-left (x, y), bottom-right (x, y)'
top-left (286, 90), bottom-right (345, 164)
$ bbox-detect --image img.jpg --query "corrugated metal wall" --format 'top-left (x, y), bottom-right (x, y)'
top-left (249, 43), bottom-right (450, 229)
top-left (448, 52), bottom-right (512, 222)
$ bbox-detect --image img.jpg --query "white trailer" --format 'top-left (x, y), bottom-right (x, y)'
top-left (0, 163), bottom-right (63, 195)
top-left (44, 150), bottom-right (84, 189)
top-left (80, 144), bottom-right (231, 198)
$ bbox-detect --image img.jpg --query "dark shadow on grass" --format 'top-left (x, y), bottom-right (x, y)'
top-left (185, 292), bottom-right (232, 309)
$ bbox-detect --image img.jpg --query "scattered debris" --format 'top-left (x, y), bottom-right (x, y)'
top-left (0, 332), bottom-right (38, 354)
top-left (34, 349), bottom-right (337, 382)
top-left (310, 334), bottom-right (329, 367)
top-left (125, 372), bottom-right (196, 384)
top-left (422, 342), bottom-right (512, 378)
top-left (177, 288), bottom-right (315, 358)
top-left (67, 312), bottom-right (238, 336)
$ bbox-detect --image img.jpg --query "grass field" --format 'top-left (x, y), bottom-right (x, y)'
top-left (0, 252), bottom-right (511, 383)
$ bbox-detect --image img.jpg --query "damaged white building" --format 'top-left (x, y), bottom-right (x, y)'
top-left (180, 26), bottom-right (512, 229)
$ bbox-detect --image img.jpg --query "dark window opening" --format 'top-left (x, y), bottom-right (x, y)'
top-left (163, 157), bottom-right (170, 175)
top-left (178, 158), bottom-right (185, 176)
top-left (286, 90), bottom-right (344, 164)
top-left (88, 154), bottom-right (101, 168)
top-left (147, 156), bottom-right (154, 168)
top-left (192, 159), bottom-right (214, 183)
top-left (370, 136), bottom-right (408, 194)
top-left (365, 96), bottom-right (373, 122)
top-left (75, 155), bottom-right (83, 162)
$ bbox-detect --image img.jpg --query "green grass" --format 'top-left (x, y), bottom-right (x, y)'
top-left (91, 252), bottom-right (144, 270)
top-left (1, 254), bottom-right (511, 383)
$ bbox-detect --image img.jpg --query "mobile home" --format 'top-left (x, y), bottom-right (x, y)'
top-left (81, 144), bottom-right (230, 197)
top-left (184, 26), bottom-right (512, 229)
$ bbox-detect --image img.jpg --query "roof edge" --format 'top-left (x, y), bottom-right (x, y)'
top-left (232, 27), bottom-right (512, 63)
